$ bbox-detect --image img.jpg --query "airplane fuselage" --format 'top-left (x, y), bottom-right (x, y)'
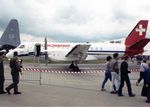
top-left (6, 42), bottom-right (126, 61)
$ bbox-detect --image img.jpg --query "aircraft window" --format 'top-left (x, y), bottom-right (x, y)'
top-left (100, 47), bottom-right (102, 50)
top-left (19, 45), bottom-right (25, 49)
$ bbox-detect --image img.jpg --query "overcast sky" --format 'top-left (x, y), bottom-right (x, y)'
top-left (0, 0), bottom-right (150, 42)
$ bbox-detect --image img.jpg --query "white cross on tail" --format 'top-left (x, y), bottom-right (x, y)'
top-left (135, 24), bottom-right (146, 36)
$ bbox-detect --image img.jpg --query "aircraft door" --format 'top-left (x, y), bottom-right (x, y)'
top-left (34, 43), bottom-right (41, 57)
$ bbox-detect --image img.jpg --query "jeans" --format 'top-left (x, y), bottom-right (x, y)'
top-left (101, 73), bottom-right (111, 89)
top-left (111, 72), bottom-right (120, 91)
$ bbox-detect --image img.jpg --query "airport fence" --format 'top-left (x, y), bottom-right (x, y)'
top-left (4, 63), bottom-right (140, 90)
top-left (4, 64), bottom-right (41, 84)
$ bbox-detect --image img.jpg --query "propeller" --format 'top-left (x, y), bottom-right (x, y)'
top-left (44, 37), bottom-right (48, 65)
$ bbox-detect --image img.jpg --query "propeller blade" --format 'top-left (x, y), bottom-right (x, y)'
top-left (44, 37), bottom-right (48, 65)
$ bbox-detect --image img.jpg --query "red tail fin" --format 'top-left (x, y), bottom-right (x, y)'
top-left (125, 20), bottom-right (149, 56)
top-left (125, 20), bottom-right (148, 48)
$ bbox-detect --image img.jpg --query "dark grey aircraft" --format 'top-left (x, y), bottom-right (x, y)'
top-left (0, 19), bottom-right (20, 52)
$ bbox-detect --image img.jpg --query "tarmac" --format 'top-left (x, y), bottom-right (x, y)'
top-left (0, 63), bottom-right (150, 107)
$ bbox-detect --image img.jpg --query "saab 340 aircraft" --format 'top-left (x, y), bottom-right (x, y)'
top-left (0, 19), bottom-right (20, 52)
top-left (6, 20), bottom-right (150, 69)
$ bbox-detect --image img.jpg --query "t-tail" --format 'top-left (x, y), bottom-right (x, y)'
top-left (125, 20), bottom-right (150, 56)
top-left (0, 19), bottom-right (20, 51)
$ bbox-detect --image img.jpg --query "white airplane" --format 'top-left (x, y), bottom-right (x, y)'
top-left (6, 20), bottom-right (150, 70)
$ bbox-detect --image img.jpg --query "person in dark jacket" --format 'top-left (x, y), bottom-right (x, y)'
top-left (0, 52), bottom-right (6, 94)
top-left (118, 56), bottom-right (135, 97)
top-left (144, 63), bottom-right (150, 103)
top-left (6, 51), bottom-right (22, 95)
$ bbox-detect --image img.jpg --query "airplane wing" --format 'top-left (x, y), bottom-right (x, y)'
top-left (65, 44), bottom-right (91, 61)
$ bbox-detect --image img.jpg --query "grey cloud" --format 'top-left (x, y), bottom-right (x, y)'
top-left (54, 6), bottom-right (92, 25)
top-left (0, 0), bottom-right (149, 42)
top-left (112, 10), bottom-right (135, 23)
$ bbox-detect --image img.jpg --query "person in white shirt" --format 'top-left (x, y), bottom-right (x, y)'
top-left (136, 60), bottom-right (149, 86)
top-left (110, 53), bottom-right (120, 94)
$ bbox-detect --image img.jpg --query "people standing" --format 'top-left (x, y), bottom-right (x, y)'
top-left (110, 53), bottom-right (120, 94)
top-left (143, 63), bottom-right (150, 103)
top-left (136, 60), bottom-right (149, 86)
top-left (101, 56), bottom-right (112, 91)
top-left (0, 52), bottom-right (6, 94)
top-left (118, 56), bottom-right (135, 97)
top-left (6, 51), bottom-right (22, 95)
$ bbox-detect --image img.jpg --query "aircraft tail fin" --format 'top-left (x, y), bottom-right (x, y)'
top-left (0, 19), bottom-right (20, 49)
top-left (125, 20), bottom-right (148, 48)
top-left (125, 20), bottom-right (149, 56)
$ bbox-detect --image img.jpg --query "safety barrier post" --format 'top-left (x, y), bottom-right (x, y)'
top-left (39, 66), bottom-right (42, 85)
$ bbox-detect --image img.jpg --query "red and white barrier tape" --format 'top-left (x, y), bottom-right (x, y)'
top-left (21, 67), bottom-right (139, 74)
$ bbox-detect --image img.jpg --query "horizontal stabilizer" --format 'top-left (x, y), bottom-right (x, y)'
top-left (129, 38), bottom-right (150, 50)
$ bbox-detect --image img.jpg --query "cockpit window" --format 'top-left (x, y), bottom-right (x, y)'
top-left (18, 45), bottom-right (25, 49)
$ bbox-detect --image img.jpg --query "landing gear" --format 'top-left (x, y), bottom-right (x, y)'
top-left (69, 61), bottom-right (80, 71)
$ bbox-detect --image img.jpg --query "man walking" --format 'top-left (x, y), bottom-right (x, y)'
top-left (136, 60), bottom-right (149, 86)
top-left (101, 56), bottom-right (112, 91)
top-left (0, 52), bottom-right (6, 94)
top-left (118, 56), bottom-right (135, 97)
top-left (110, 53), bottom-right (120, 93)
top-left (6, 51), bottom-right (22, 95)
top-left (143, 63), bottom-right (150, 103)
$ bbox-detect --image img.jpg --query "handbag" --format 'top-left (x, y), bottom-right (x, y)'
top-left (141, 85), bottom-right (149, 97)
